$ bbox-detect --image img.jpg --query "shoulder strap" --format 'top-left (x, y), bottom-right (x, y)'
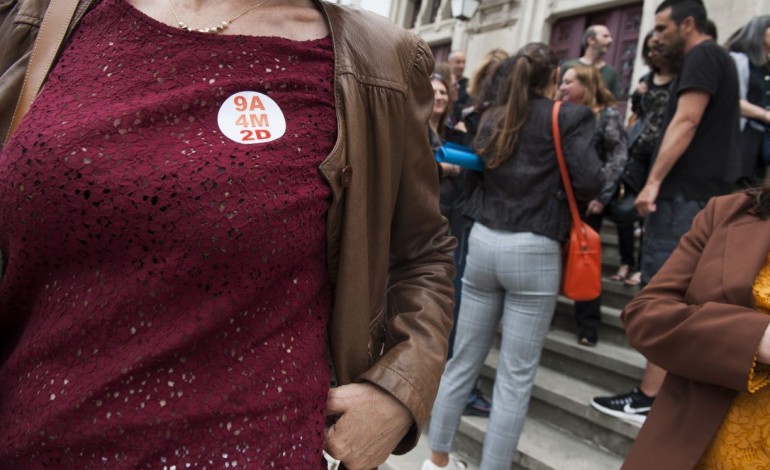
top-left (551, 101), bottom-right (582, 226)
top-left (5, 0), bottom-right (81, 144)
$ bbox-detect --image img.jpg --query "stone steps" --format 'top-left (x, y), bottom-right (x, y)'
top-left (386, 220), bottom-right (645, 469)
top-left (385, 413), bottom-right (624, 470)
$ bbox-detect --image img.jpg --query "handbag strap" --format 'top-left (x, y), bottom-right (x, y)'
top-left (551, 101), bottom-right (582, 227)
top-left (5, 0), bottom-right (81, 145)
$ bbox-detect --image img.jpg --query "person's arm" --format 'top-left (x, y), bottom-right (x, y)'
top-left (324, 38), bottom-right (456, 470)
top-left (635, 89), bottom-right (710, 216)
top-left (622, 197), bottom-right (770, 391)
top-left (740, 99), bottom-right (770, 124)
top-left (560, 104), bottom-right (604, 203)
top-left (358, 35), bottom-right (456, 449)
top-left (590, 108), bottom-right (628, 213)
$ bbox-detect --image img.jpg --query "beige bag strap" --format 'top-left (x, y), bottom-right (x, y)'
top-left (5, 0), bottom-right (81, 144)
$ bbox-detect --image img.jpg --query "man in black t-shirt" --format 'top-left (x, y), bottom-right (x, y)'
top-left (636, 0), bottom-right (739, 281)
top-left (590, 0), bottom-right (740, 425)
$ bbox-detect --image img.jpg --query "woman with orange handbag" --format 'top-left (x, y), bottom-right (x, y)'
top-left (422, 43), bottom-right (603, 470)
top-left (559, 63), bottom-right (629, 346)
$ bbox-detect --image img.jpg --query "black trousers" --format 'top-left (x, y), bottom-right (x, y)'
top-left (573, 212), bottom-right (603, 335)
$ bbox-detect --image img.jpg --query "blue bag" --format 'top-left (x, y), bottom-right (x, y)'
top-left (435, 142), bottom-right (484, 172)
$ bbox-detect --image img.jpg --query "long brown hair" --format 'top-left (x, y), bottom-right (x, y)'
top-left (569, 64), bottom-right (616, 114)
top-left (477, 43), bottom-right (559, 169)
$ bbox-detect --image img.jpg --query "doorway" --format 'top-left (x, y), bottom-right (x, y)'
top-left (550, 3), bottom-right (644, 117)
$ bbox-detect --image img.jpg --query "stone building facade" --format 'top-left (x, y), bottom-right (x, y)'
top-left (385, 0), bottom-right (770, 115)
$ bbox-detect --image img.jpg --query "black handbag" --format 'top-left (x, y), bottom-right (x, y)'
top-left (606, 151), bottom-right (647, 225)
top-left (607, 182), bottom-right (640, 225)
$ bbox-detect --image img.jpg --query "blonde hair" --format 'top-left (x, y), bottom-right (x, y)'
top-left (569, 64), bottom-right (616, 114)
top-left (467, 48), bottom-right (509, 98)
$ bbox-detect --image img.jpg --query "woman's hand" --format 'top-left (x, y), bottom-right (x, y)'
top-left (324, 383), bottom-right (413, 470)
top-left (439, 162), bottom-right (461, 179)
top-left (586, 199), bottom-right (605, 215)
top-left (757, 323), bottom-right (770, 364)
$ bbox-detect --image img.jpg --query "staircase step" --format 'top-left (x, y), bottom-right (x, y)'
top-left (383, 432), bottom-right (480, 470)
top-left (489, 316), bottom-right (645, 390)
top-left (553, 300), bottom-right (629, 346)
top-left (455, 415), bottom-right (623, 470)
top-left (597, 278), bottom-right (642, 311)
top-left (556, 296), bottom-right (625, 328)
top-left (546, 329), bottom-right (645, 377)
top-left (395, 219), bottom-right (643, 469)
top-left (478, 349), bottom-right (640, 455)
top-left (539, 329), bottom-right (646, 392)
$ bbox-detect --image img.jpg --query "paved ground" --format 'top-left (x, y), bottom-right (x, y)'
top-left (383, 433), bottom-right (479, 470)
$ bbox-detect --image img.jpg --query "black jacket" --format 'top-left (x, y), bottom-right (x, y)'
top-left (465, 96), bottom-right (604, 243)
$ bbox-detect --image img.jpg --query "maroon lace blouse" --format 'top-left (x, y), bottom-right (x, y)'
top-left (0, 0), bottom-right (336, 467)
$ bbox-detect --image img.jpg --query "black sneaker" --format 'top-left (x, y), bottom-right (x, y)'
top-left (463, 387), bottom-right (491, 417)
top-left (590, 387), bottom-right (654, 424)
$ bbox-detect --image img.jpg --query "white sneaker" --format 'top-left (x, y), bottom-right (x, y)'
top-left (421, 456), bottom-right (467, 470)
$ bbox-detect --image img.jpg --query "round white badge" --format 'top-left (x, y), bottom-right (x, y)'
top-left (217, 91), bottom-right (287, 144)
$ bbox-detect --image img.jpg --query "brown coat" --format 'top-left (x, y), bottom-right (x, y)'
top-left (622, 192), bottom-right (770, 469)
top-left (0, 0), bottom-right (456, 454)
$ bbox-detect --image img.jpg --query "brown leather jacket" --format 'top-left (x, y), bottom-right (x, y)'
top-left (0, 0), bottom-right (456, 454)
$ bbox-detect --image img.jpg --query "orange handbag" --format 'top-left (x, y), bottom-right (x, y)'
top-left (551, 101), bottom-right (602, 301)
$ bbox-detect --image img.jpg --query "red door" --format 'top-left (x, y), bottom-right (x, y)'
top-left (431, 43), bottom-right (451, 64)
top-left (550, 16), bottom-right (587, 64)
top-left (550, 3), bottom-right (643, 116)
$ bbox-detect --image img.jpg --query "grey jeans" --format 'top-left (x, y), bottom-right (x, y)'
top-left (428, 223), bottom-right (561, 469)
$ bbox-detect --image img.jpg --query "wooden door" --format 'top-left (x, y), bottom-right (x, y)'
top-left (431, 43), bottom-right (451, 64)
top-left (550, 16), bottom-right (586, 63)
top-left (588, 6), bottom-right (643, 113)
top-left (551, 3), bottom-right (643, 116)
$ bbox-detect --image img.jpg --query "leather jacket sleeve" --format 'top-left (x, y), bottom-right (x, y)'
top-left (356, 38), bottom-right (457, 453)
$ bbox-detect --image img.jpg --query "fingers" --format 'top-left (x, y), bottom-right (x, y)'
top-left (635, 201), bottom-right (655, 217)
top-left (323, 383), bottom-right (413, 470)
top-left (325, 387), bottom-right (346, 416)
top-left (324, 421), bottom-right (351, 465)
top-left (635, 183), bottom-right (659, 217)
top-left (586, 200), bottom-right (604, 215)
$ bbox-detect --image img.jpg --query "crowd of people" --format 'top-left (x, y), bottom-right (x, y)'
top-left (421, 0), bottom-right (770, 469)
top-left (1, 0), bottom-right (769, 469)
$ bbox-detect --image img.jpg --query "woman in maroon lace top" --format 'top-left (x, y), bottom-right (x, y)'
top-left (0, 1), bottom-right (456, 469)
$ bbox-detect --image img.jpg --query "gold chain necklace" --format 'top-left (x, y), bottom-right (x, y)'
top-left (167, 0), bottom-right (273, 33)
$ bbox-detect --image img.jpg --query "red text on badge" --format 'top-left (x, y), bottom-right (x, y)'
top-left (217, 91), bottom-right (287, 144)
